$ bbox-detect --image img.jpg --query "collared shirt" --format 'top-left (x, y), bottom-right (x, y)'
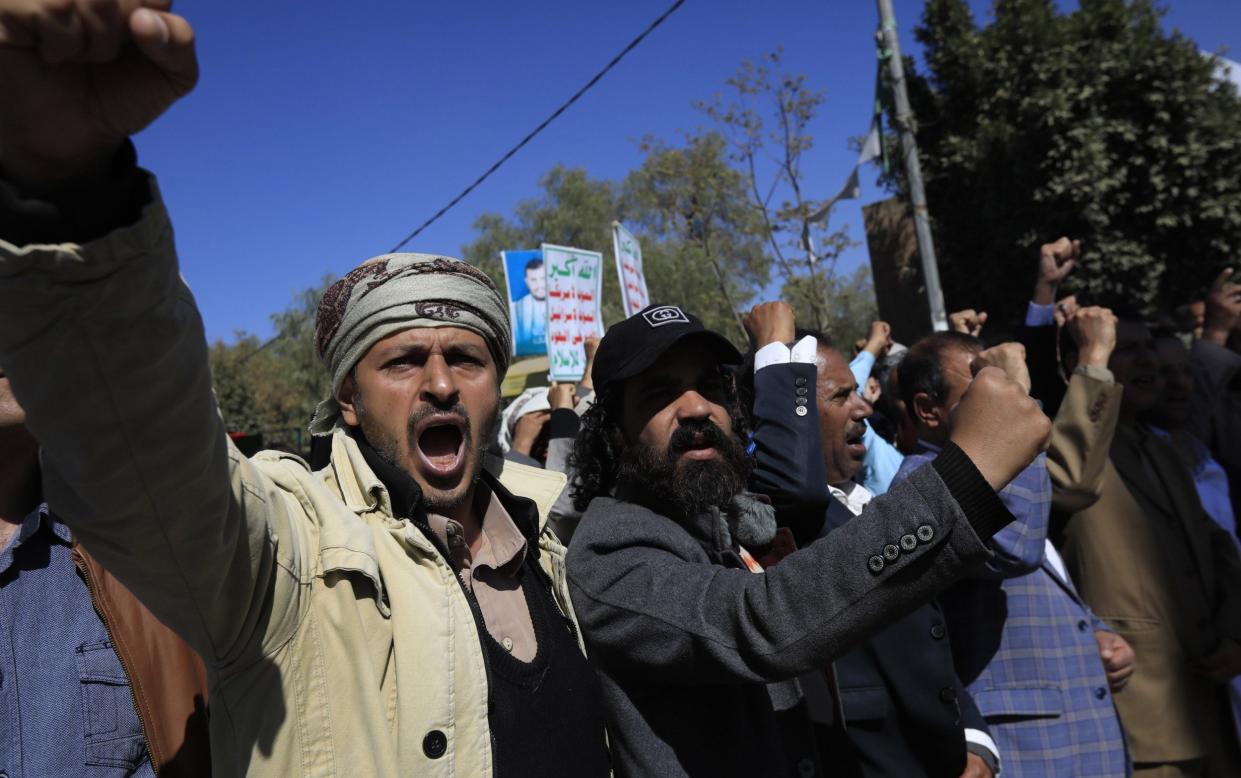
top-left (847, 351), bottom-right (905, 495)
top-left (0, 506), bottom-right (154, 777)
top-left (428, 490), bottom-right (537, 661)
top-left (1148, 425), bottom-right (1238, 541)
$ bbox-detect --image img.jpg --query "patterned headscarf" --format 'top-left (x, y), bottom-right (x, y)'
top-left (309, 253), bottom-right (511, 435)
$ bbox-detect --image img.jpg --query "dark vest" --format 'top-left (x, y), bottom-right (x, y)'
top-left (481, 557), bottom-right (610, 777)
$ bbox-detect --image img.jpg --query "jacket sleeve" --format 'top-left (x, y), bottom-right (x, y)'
top-left (567, 447), bottom-right (1011, 684)
top-left (747, 361), bottom-right (829, 544)
top-left (895, 453), bottom-right (1047, 579)
top-left (979, 455), bottom-right (1050, 578)
top-left (1015, 323), bottom-right (1067, 417)
top-left (0, 172), bottom-right (310, 670)
top-left (1047, 368), bottom-right (1123, 515)
top-left (1189, 339), bottom-right (1241, 445)
top-left (545, 409), bottom-right (582, 542)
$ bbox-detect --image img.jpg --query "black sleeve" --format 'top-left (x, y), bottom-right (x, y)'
top-left (1015, 323), bottom-right (1066, 417)
top-left (747, 362), bottom-right (828, 545)
top-left (0, 141), bottom-right (149, 245)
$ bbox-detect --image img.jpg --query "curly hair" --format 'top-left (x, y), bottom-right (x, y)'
top-left (568, 366), bottom-right (752, 513)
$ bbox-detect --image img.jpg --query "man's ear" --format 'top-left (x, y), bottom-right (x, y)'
top-left (337, 372), bottom-right (360, 427)
top-left (912, 392), bottom-right (941, 429)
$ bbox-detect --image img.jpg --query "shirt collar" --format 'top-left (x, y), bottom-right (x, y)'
top-left (913, 438), bottom-right (943, 456)
top-left (4, 504), bottom-right (68, 555)
top-left (426, 489), bottom-right (528, 577)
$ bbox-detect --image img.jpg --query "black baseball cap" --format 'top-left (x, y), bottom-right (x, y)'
top-left (591, 304), bottom-right (743, 393)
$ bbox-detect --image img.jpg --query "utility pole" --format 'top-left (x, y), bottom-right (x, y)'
top-left (875, 0), bottom-right (948, 331)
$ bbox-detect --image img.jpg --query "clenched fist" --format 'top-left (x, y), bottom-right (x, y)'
top-left (1068, 307), bottom-right (1118, 368)
top-left (744, 301), bottom-right (796, 349)
top-left (970, 343), bottom-right (1031, 395)
top-left (949, 366), bottom-right (1051, 491)
top-left (1034, 237), bottom-right (1080, 305)
top-left (0, 0), bottom-right (197, 190)
top-left (1203, 268), bottom-right (1241, 346)
top-left (948, 309), bottom-right (987, 338)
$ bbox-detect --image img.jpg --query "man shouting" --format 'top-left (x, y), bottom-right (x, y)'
top-left (565, 303), bottom-right (1051, 777)
top-left (0, 2), bottom-right (607, 776)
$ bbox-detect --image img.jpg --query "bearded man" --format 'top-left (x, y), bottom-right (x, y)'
top-left (0, 2), bottom-right (607, 775)
top-left (564, 303), bottom-right (1051, 777)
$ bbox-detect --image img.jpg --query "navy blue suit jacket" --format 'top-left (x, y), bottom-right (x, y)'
top-left (748, 362), bottom-right (986, 777)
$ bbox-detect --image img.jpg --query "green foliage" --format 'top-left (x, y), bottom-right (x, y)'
top-left (207, 275), bottom-right (336, 452)
top-left (901, 0), bottom-right (1241, 319)
top-left (461, 166), bottom-right (625, 328)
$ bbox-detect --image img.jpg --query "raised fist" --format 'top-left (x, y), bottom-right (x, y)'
top-left (744, 301), bottom-right (796, 349)
top-left (0, 0), bottom-right (197, 190)
top-left (970, 343), bottom-right (1031, 395)
top-left (1034, 237), bottom-right (1080, 304)
top-left (1067, 307), bottom-right (1117, 368)
top-left (862, 320), bottom-right (893, 358)
top-left (548, 382), bottom-right (576, 411)
top-left (948, 309), bottom-right (987, 338)
top-left (948, 366), bottom-right (1050, 491)
top-left (1203, 268), bottom-right (1241, 346)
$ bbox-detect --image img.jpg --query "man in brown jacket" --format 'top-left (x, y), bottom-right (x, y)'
top-left (0, 369), bottom-right (210, 777)
top-left (1051, 313), bottom-right (1241, 777)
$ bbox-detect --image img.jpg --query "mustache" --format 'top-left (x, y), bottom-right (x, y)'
top-left (408, 402), bottom-right (472, 439)
top-left (845, 422), bottom-right (867, 440)
top-left (668, 418), bottom-right (729, 454)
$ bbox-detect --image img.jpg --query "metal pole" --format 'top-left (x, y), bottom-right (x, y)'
top-left (876, 0), bottom-right (949, 332)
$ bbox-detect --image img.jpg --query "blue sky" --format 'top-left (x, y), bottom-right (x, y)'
top-left (137, 1), bottom-right (1239, 343)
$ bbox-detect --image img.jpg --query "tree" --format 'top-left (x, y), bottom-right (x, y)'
top-left (621, 132), bottom-right (773, 343)
top-left (699, 49), bottom-right (861, 336)
top-left (902, 0), bottom-right (1241, 319)
top-left (207, 275), bottom-right (336, 452)
top-left (461, 166), bottom-right (625, 328)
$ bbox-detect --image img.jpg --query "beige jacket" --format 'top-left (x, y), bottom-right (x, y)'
top-left (1050, 370), bottom-right (1241, 764)
top-left (0, 178), bottom-right (582, 777)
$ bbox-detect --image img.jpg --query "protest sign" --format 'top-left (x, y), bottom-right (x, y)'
top-left (541, 243), bottom-right (604, 381)
top-left (500, 249), bottom-right (547, 357)
top-left (612, 221), bottom-right (650, 317)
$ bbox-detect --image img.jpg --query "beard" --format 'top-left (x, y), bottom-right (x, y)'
top-left (616, 417), bottom-right (752, 523)
top-left (356, 391), bottom-right (501, 514)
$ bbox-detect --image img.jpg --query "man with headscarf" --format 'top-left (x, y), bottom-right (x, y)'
top-left (0, 3), bottom-right (608, 776)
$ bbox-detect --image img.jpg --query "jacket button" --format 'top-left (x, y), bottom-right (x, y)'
top-left (795, 376), bottom-right (808, 387)
top-left (796, 406), bottom-right (808, 417)
top-left (883, 544), bottom-right (900, 561)
top-left (795, 397), bottom-right (809, 406)
top-left (797, 757), bottom-right (815, 776)
top-left (867, 555), bottom-right (885, 574)
top-left (1077, 620), bottom-right (1089, 632)
top-left (1094, 687), bottom-right (1107, 700)
top-left (423, 730), bottom-right (448, 759)
top-left (939, 686), bottom-right (957, 703)
top-left (916, 524), bottom-right (934, 543)
top-left (900, 534), bottom-right (917, 552)
top-left (796, 387), bottom-right (809, 396)
top-left (930, 624), bottom-right (947, 640)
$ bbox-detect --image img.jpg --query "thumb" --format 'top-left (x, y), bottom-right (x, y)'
top-left (129, 9), bottom-right (198, 92)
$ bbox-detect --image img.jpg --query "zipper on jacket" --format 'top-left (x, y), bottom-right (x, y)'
top-left (72, 548), bottom-right (161, 770)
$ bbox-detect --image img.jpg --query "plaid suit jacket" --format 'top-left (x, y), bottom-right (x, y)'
top-left (895, 448), bottom-right (1130, 777)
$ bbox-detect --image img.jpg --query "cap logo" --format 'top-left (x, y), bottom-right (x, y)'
top-left (643, 306), bottom-right (690, 328)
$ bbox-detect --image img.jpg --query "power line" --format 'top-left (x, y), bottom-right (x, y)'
top-left (387, 0), bottom-right (687, 253)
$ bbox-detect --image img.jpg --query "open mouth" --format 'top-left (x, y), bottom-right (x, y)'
top-left (845, 425), bottom-right (867, 457)
top-left (414, 415), bottom-right (467, 479)
top-left (1129, 374), bottom-right (1158, 389)
top-left (676, 431), bottom-right (719, 462)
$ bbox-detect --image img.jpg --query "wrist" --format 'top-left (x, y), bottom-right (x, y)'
top-left (1032, 280), bottom-right (1058, 306)
top-left (1078, 347), bottom-right (1113, 368)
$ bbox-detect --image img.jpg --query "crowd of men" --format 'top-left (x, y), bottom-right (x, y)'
top-left (2, 2), bottom-right (1240, 777)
